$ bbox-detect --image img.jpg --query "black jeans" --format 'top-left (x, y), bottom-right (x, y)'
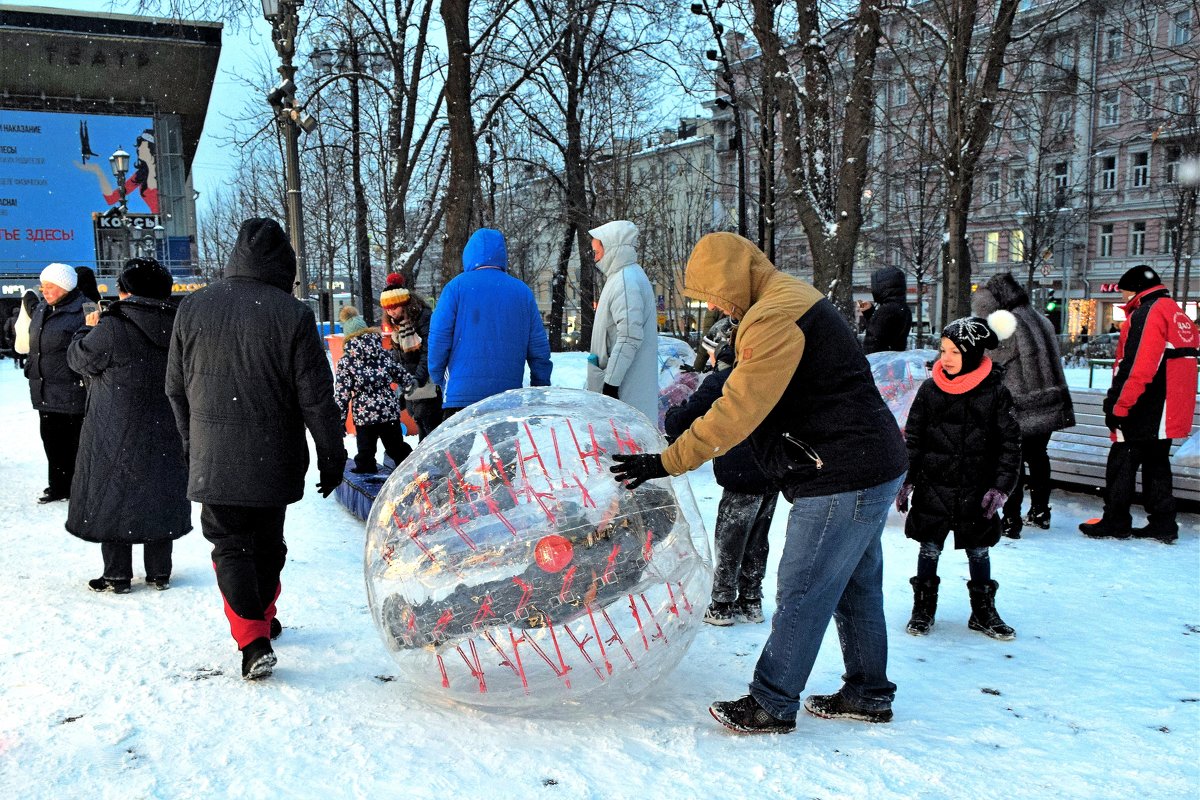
top-left (354, 420), bottom-right (411, 471)
top-left (101, 540), bottom-right (173, 581)
top-left (1103, 438), bottom-right (1176, 533)
top-left (1003, 431), bottom-right (1053, 519)
top-left (39, 411), bottom-right (83, 496)
top-left (201, 504), bottom-right (287, 648)
top-left (710, 490), bottom-right (777, 604)
top-left (407, 397), bottom-right (442, 440)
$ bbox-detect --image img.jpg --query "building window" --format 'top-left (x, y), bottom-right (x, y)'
top-left (1166, 78), bottom-right (1189, 114)
top-left (985, 231), bottom-right (1000, 263)
top-left (1130, 221), bottom-right (1146, 256)
top-left (1056, 37), bottom-right (1076, 69)
top-left (1131, 17), bottom-right (1153, 55)
top-left (1101, 90), bottom-right (1120, 126)
top-left (1166, 146), bottom-right (1181, 183)
top-left (1053, 161), bottom-right (1069, 206)
top-left (1164, 219), bottom-right (1179, 254)
top-left (1106, 27), bottom-right (1123, 60)
top-left (1054, 99), bottom-right (1073, 131)
top-left (1131, 152), bottom-right (1150, 188)
top-left (1010, 229), bottom-right (1025, 263)
top-left (1132, 84), bottom-right (1154, 120)
top-left (1173, 8), bottom-right (1193, 45)
top-left (987, 171), bottom-right (1001, 202)
top-left (894, 81), bottom-right (908, 106)
top-left (1011, 168), bottom-right (1026, 200)
top-left (1100, 156), bottom-right (1117, 190)
top-left (1099, 224), bottom-right (1114, 258)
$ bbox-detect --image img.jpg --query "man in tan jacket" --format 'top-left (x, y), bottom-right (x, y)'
top-left (612, 233), bottom-right (908, 733)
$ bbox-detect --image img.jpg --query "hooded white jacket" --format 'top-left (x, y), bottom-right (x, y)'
top-left (587, 220), bottom-right (659, 424)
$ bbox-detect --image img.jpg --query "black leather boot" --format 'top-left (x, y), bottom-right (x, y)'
top-left (967, 579), bottom-right (1015, 640)
top-left (906, 576), bottom-right (939, 635)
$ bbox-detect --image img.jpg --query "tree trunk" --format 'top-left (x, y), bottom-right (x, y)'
top-left (549, 223), bottom-right (575, 352)
top-left (440, 0), bottom-right (477, 288)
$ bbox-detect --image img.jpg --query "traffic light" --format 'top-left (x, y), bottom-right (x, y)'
top-left (1044, 289), bottom-right (1062, 333)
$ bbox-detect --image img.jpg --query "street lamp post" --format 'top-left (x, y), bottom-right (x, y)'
top-left (109, 146), bottom-right (132, 267)
top-left (262, 0), bottom-right (310, 301)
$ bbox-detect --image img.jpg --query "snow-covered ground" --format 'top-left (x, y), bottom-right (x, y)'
top-left (0, 351), bottom-right (1196, 800)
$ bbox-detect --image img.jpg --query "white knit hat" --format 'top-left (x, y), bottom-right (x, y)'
top-left (40, 263), bottom-right (78, 292)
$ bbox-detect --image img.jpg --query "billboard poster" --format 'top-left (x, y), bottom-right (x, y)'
top-left (0, 109), bottom-right (156, 273)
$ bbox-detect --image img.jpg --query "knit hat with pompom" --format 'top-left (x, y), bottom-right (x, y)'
top-left (942, 310), bottom-right (1016, 374)
top-left (380, 272), bottom-right (410, 309)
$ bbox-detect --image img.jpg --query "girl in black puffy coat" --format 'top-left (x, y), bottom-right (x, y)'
top-left (895, 314), bottom-right (1022, 640)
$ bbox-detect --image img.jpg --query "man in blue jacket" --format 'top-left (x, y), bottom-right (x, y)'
top-left (428, 228), bottom-right (553, 418)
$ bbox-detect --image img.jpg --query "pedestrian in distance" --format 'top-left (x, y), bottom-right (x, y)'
top-left (427, 227), bottom-right (552, 420)
top-left (664, 315), bottom-right (779, 627)
top-left (167, 218), bottom-right (347, 681)
top-left (66, 259), bottom-right (190, 593)
top-left (895, 314), bottom-right (1023, 640)
top-left (1080, 265), bottom-right (1198, 544)
top-left (972, 273), bottom-right (1075, 538)
top-left (610, 232), bottom-right (908, 734)
top-left (861, 266), bottom-right (913, 354)
top-left (587, 220), bottom-right (659, 423)
top-left (26, 263), bottom-right (88, 504)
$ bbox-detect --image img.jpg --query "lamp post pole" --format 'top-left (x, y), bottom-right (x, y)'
top-left (263, 0), bottom-right (309, 300)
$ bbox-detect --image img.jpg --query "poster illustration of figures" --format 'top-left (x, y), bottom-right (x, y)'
top-left (0, 109), bottom-right (156, 271)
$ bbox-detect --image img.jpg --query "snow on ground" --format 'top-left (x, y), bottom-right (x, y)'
top-left (0, 352), bottom-right (1196, 800)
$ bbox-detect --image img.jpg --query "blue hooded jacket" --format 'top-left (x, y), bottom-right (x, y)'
top-left (427, 228), bottom-right (553, 407)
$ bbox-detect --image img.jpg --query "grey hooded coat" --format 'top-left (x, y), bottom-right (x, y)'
top-left (587, 220), bottom-right (659, 423)
top-left (972, 272), bottom-right (1075, 437)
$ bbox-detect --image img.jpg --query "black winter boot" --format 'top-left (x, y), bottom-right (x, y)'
top-left (967, 580), bottom-right (1015, 640)
top-left (241, 637), bottom-right (277, 680)
top-left (906, 576), bottom-right (939, 636)
top-left (1025, 506), bottom-right (1051, 529)
top-left (1000, 516), bottom-right (1022, 539)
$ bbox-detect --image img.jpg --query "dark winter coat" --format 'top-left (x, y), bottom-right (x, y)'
top-left (1105, 286), bottom-right (1198, 441)
top-left (166, 222), bottom-right (347, 507)
top-left (904, 361), bottom-right (1022, 549)
top-left (65, 297), bottom-right (191, 544)
top-left (25, 289), bottom-right (87, 414)
top-left (663, 354), bottom-right (777, 495)
top-left (972, 273), bottom-right (1075, 437)
top-left (427, 229), bottom-right (553, 408)
top-left (862, 267), bottom-right (912, 354)
top-left (662, 233), bottom-right (908, 502)
top-left (392, 301), bottom-right (433, 386)
top-left (334, 328), bottom-right (411, 426)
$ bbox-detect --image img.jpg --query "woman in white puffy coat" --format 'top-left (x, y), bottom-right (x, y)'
top-left (587, 220), bottom-right (660, 423)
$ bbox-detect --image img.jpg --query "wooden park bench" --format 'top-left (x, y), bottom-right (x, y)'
top-left (1047, 388), bottom-right (1200, 503)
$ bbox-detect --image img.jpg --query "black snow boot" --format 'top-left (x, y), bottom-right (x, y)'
top-left (1000, 516), bottom-right (1023, 539)
top-left (1025, 506), bottom-right (1051, 529)
top-left (906, 576), bottom-right (939, 636)
top-left (88, 577), bottom-right (131, 594)
top-left (241, 637), bottom-right (277, 680)
top-left (1079, 519), bottom-right (1131, 539)
top-left (967, 580), bottom-right (1015, 641)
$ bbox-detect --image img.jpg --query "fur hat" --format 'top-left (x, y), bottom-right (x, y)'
top-left (40, 262), bottom-right (78, 292)
top-left (118, 258), bottom-right (173, 300)
top-left (380, 272), bottom-right (410, 309)
top-left (1117, 264), bottom-right (1162, 294)
top-left (942, 312), bottom-right (1016, 374)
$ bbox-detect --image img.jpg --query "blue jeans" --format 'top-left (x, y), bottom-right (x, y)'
top-left (749, 474), bottom-right (903, 721)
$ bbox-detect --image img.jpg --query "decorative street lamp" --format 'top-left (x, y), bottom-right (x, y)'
top-left (108, 146), bottom-right (130, 213)
top-left (262, 0), bottom-right (311, 301)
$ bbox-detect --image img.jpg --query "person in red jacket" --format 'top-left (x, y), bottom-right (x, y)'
top-left (1081, 265), bottom-right (1198, 544)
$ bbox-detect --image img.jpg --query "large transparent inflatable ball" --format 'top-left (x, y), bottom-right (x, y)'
top-left (364, 387), bottom-right (713, 716)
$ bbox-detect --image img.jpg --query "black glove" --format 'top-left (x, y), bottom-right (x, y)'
top-left (610, 453), bottom-right (668, 489)
top-left (602, 382), bottom-right (620, 399)
top-left (1105, 412), bottom-right (1122, 431)
top-left (316, 461), bottom-right (345, 498)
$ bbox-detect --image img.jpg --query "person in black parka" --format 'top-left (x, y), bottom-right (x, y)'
top-left (26, 263), bottom-right (88, 503)
top-left (166, 218), bottom-right (347, 681)
top-left (896, 315), bottom-right (1022, 640)
top-left (665, 321), bottom-right (780, 627)
top-left (862, 266), bottom-right (912, 354)
top-left (67, 259), bottom-right (191, 593)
